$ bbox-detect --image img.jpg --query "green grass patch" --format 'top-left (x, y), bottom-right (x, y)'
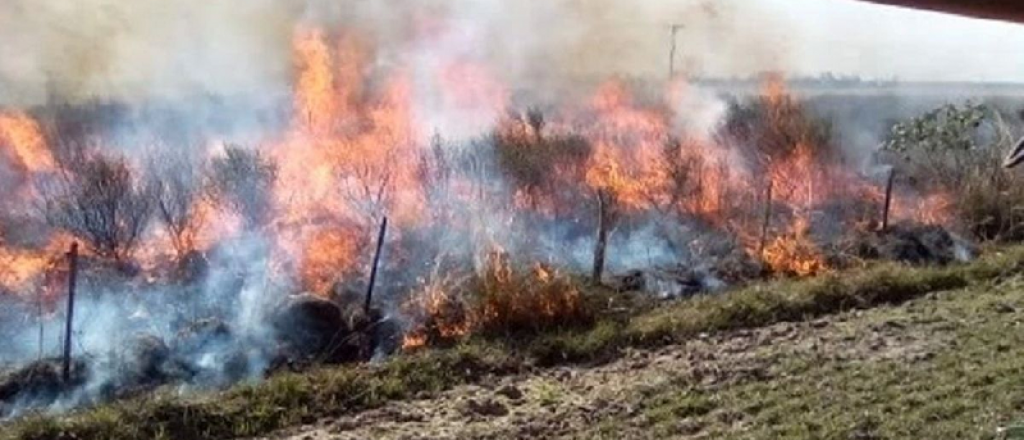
top-left (624, 276), bottom-right (1024, 439)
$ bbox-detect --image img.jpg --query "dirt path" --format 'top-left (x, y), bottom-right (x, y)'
top-left (257, 293), bottom-right (955, 440)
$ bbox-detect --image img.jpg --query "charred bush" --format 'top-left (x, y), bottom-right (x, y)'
top-left (493, 113), bottom-right (592, 207)
top-left (0, 358), bottom-right (88, 416)
top-left (205, 145), bottom-right (277, 229)
top-left (719, 91), bottom-right (835, 169)
top-left (149, 150), bottom-right (205, 259)
top-left (834, 223), bottom-right (974, 266)
top-left (42, 152), bottom-right (154, 262)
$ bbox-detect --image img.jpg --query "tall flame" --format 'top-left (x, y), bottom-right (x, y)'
top-left (0, 112), bottom-right (55, 174)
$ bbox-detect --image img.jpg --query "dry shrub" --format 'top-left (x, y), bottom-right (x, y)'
top-left (205, 145), bottom-right (277, 229)
top-left (42, 152), bottom-right (154, 262)
top-left (719, 92), bottom-right (835, 169)
top-left (470, 251), bottom-right (589, 335)
top-left (492, 112), bottom-right (592, 207)
top-left (148, 149), bottom-right (205, 258)
top-left (402, 251), bottom-right (591, 348)
top-left (401, 273), bottom-right (473, 348)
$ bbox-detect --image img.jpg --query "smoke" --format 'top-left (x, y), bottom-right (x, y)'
top-left (0, 233), bottom-right (290, 418)
top-left (3, 0), bottom-right (1023, 111)
top-left (0, 0), bottom-right (765, 109)
top-left (0, 0), bottom-right (299, 106)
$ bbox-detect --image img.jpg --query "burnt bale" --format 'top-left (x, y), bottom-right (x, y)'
top-left (128, 335), bottom-right (172, 380)
top-left (644, 267), bottom-right (726, 299)
top-left (713, 250), bottom-right (764, 284)
top-left (272, 294), bottom-right (362, 364)
top-left (839, 224), bottom-right (975, 266)
top-left (170, 318), bottom-right (236, 381)
top-left (124, 335), bottom-right (194, 386)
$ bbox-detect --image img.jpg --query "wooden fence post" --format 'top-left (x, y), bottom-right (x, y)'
top-left (62, 242), bottom-right (79, 383)
top-left (364, 217), bottom-right (388, 315)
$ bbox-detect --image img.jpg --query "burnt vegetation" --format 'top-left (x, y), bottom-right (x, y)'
top-left (149, 150), bottom-right (205, 259)
top-left (41, 151), bottom-right (154, 263)
top-left (204, 145), bottom-right (278, 229)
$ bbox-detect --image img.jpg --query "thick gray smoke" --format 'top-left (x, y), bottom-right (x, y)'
top-left (0, 0), bottom-right (787, 109)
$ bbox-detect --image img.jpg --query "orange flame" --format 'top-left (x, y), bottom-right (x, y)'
top-left (0, 112), bottom-right (55, 174)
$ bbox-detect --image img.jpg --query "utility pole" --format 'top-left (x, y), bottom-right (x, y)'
top-left (668, 24), bottom-right (685, 80)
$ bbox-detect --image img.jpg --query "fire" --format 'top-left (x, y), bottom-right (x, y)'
top-left (760, 217), bottom-right (827, 277)
top-left (401, 250), bottom-right (585, 350)
top-left (579, 81), bottom-right (675, 211)
top-left (298, 229), bottom-right (360, 295)
top-left (0, 233), bottom-right (76, 302)
top-left (401, 274), bottom-right (473, 350)
top-left (293, 28), bottom-right (342, 135)
top-left (0, 19), bottom-right (971, 357)
top-left (0, 112), bottom-right (54, 174)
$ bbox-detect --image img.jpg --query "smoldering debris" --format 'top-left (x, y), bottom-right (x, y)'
top-left (610, 222), bottom-right (976, 298)
top-left (832, 223), bottom-right (977, 266)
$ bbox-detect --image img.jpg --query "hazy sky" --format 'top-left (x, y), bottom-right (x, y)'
top-left (664, 0), bottom-right (1024, 82)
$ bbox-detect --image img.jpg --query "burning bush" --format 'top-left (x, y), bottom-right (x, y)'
top-left (493, 113), bottom-right (592, 209)
top-left (884, 103), bottom-right (1024, 241)
top-left (471, 252), bottom-right (589, 335)
top-left (41, 153), bottom-right (154, 262)
top-left (402, 251), bottom-right (590, 349)
top-left (719, 84), bottom-right (835, 169)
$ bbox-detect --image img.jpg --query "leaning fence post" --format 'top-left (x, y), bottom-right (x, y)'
top-left (759, 181), bottom-right (774, 259)
top-left (882, 168), bottom-right (896, 232)
top-left (364, 217), bottom-right (388, 315)
top-left (592, 189), bottom-right (611, 284)
top-left (62, 242), bottom-right (79, 383)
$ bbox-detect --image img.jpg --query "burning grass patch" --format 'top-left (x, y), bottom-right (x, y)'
top-left (402, 252), bottom-right (593, 349)
top-left (627, 246), bottom-right (1024, 346)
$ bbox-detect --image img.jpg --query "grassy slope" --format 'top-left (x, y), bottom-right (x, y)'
top-left (6, 246), bottom-right (1024, 440)
top-left (603, 274), bottom-right (1024, 439)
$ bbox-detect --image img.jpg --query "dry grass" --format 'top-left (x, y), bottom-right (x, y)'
top-left (402, 251), bottom-right (593, 347)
